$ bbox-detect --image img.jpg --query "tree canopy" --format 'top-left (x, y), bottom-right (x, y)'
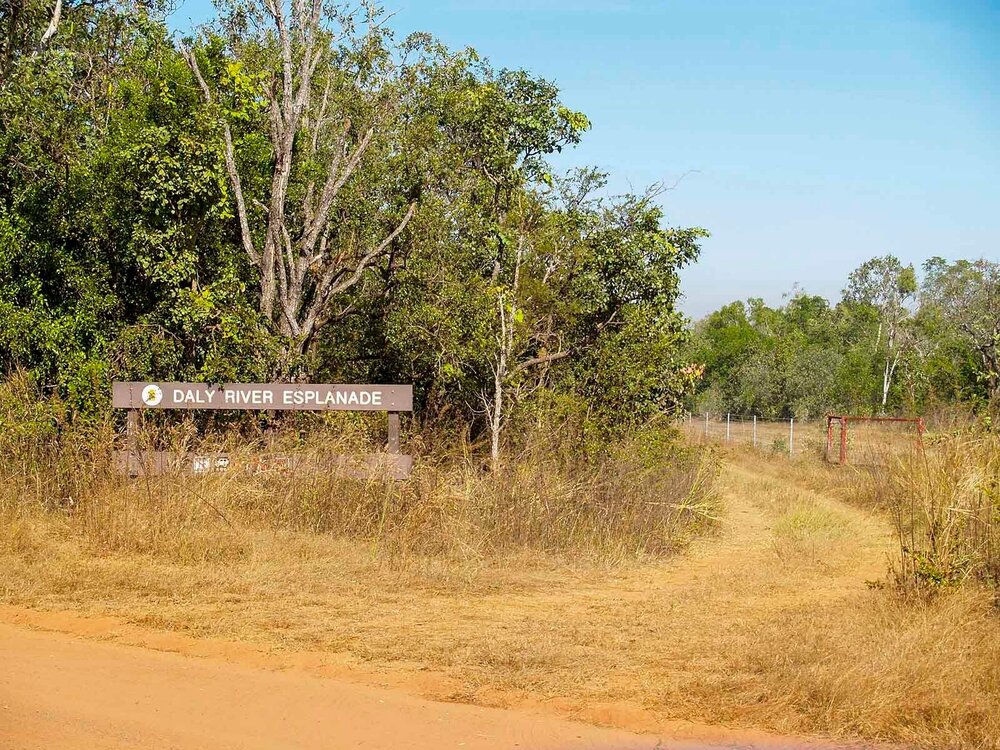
top-left (0, 1), bottom-right (706, 455)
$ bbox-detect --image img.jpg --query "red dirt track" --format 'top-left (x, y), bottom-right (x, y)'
top-left (0, 618), bottom-right (866, 750)
top-left (2, 621), bottom-right (657, 750)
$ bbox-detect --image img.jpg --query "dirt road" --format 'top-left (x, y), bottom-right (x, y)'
top-left (1, 620), bottom-right (840, 750)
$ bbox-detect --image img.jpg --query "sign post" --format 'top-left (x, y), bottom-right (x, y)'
top-left (113, 382), bottom-right (414, 479)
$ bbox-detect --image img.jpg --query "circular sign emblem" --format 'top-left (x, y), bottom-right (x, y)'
top-left (141, 384), bottom-right (163, 407)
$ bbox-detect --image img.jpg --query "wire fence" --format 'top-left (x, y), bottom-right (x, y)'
top-left (680, 412), bottom-right (926, 465)
top-left (825, 417), bottom-right (927, 467)
top-left (680, 413), bottom-right (808, 456)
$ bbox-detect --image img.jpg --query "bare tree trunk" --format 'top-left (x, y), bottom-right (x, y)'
top-left (39, 0), bottom-right (62, 47)
top-left (182, 2), bottom-right (417, 368)
top-left (490, 345), bottom-right (506, 471)
top-left (882, 347), bottom-right (902, 410)
top-left (880, 320), bottom-right (901, 410)
top-left (881, 359), bottom-right (891, 409)
top-left (486, 289), bottom-right (512, 471)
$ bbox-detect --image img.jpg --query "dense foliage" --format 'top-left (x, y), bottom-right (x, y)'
top-left (689, 255), bottom-right (1000, 418)
top-left (0, 1), bottom-right (705, 455)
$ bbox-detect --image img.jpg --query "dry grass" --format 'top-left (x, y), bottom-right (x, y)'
top-left (737, 589), bottom-right (1000, 750)
top-left (868, 429), bottom-right (1000, 594)
top-left (771, 500), bottom-right (851, 564)
top-left (0, 435), bottom-right (717, 566)
top-left (3, 376), bottom-right (1000, 750)
top-left (0, 374), bottom-right (719, 566)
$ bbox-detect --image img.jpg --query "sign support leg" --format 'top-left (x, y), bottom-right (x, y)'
top-left (126, 409), bottom-right (138, 475)
top-left (387, 412), bottom-right (400, 454)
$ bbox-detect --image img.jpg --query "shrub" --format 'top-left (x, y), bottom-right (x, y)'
top-left (0, 384), bottom-right (718, 566)
top-left (872, 428), bottom-right (1000, 595)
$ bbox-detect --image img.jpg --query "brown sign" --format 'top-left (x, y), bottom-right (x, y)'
top-left (112, 382), bottom-right (412, 412)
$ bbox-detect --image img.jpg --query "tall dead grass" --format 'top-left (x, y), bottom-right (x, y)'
top-left (869, 428), bottom-right (1000, 594)
top-left (0, 376), bottom-right (718, 568)
top-left (6, 380), bottom-right (1000, 750)
top-left (735, 589), bottom-right (1000, 750)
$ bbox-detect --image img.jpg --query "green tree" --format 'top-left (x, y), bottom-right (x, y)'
top-left (921, 257), bottom-right (1000, 400)
top-left (1, 0), bottom-right (707, 448)
top-left (844, 255), bottom-right (917, 411)
top-left (182, 1), bottom-right (432, 371)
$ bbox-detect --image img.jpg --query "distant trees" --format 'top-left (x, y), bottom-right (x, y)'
top-left (689, 256), bottom-right (1000, 417)
top-left (689, 294), bottom-right (843, 419)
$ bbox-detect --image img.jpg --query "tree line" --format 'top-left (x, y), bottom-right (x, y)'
top-left (688, 255), bottom-right (1000, 419)
top-left (0, 0), bottom-right (706, 459)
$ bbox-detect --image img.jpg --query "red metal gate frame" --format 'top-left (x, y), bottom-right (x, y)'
top-left (825, 415), bottom-right (925, 465)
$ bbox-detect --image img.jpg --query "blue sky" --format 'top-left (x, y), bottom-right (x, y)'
top-left (168, 1), bottom-right (999, 318)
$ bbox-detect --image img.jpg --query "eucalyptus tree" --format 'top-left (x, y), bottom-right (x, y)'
top-left (325, 60), bottom-right (595, 460)
top-left (483, 173), bottom-right (706, 459)
top-left (2, 0), bottom-right (77, 82)
top-left (921, 257), bottom-right (1000, 399)
top-left (182, 0), bottom-right (428, 371)
top-left (844, 255), bottom-right (917, 410)
top-left (428, 68), bottom-right (591, 464)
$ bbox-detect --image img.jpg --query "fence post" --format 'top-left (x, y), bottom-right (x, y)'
top-left (126, 409), bottom-right (137, 456)
top-left (789, 417), bottom-right (794, 456)
top-left (726, 412), bottom-right (731, 442)
top-left (704, 412), bottom-right (709, 439)
top-left (752, 415), bottom-right (757, 448)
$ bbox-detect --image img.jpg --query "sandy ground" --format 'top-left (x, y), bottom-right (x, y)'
top-left (2, 621), bottom-right (660, 750)
top-left (0, 620), bottom-right (862, 750)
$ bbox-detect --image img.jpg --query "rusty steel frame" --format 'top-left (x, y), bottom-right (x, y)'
top-left (825, 414), bottom-right (925, 466)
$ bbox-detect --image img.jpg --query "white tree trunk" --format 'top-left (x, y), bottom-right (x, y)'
top-left (490, 355), bottom-right (505, 470)
top-left (489, 292), bottom-right (511, 471)
top-left (182, 2), bottom-right (416, 368)
top-left (40, 0), bottom-right (63, 47)
top-left (881, 359), bottom-right (891, 408)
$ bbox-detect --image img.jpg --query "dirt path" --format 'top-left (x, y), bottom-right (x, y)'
top-left (0, 453), bottom-right (893, 749)
top-left (0, 620), bottom-right (846, 750)
top-left (2, 622), bottom-right (662, 750)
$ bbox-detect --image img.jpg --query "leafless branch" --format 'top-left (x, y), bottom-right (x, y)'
top-left (181, 45), bottom-right (260, 266)
top-left (512, 350), bottom-right (571, 374)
